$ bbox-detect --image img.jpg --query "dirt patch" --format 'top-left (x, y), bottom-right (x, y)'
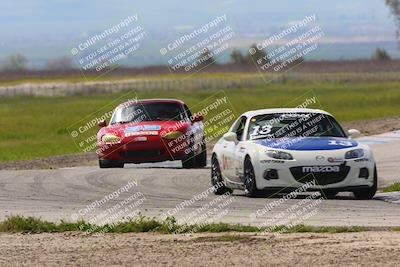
top-left (192, 235), bottom-right (258, 243)
top-left (0, 152), bottom-right (97, 170)
top-left (0, 231), bottom-right (399, 266)
top-left (342, 116), bottom-right (400, 136)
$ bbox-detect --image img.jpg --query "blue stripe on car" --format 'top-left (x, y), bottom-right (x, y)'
top-left (256, 137), bottom-right (358, 151)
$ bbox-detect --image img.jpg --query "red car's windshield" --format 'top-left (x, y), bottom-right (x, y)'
top-left (110, 102), bottom-right (185, 124)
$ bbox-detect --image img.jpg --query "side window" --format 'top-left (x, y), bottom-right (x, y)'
top-left (183, 104), bottom-right (192, 120)
top-left (231, 116), bottom-right (247, 141)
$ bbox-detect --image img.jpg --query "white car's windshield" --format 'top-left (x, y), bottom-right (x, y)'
top-left (110, 102), bottom-right (185, 124)
top-left (248, 113), bottom-right (346, 140)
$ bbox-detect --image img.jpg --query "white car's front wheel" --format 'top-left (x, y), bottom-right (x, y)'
top-left (353, 166), bottom-right (377, 200)
top-left (320, 190), bottom-right (339, 199)
top-left (244, 158), bottom-right (260, 198)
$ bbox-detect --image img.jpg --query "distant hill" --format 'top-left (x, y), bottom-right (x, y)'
top-left (0, 0), bottom-right (398, 68)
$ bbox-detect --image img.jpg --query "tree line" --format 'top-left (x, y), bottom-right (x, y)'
top-left (0, 46), bottom-right (393, 72)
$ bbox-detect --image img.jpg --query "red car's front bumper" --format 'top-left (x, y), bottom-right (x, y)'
top-left (98, 135), bottom-right (190, 164)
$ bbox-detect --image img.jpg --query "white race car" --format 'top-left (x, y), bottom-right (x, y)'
top-left (211, 108), bottom-right (377, 199)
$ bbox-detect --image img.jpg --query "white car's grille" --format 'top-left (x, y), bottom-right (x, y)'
top-left (289, 165), bottom-right (350, 185)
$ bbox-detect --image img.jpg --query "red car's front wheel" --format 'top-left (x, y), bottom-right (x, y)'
top-left (99, 159), bottom-right (124, 168)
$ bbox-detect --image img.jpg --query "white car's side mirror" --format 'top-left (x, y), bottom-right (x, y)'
top-left (348, 129), bottom-right (361, 139)
top-left (223, 132), bottom-right (238, 142)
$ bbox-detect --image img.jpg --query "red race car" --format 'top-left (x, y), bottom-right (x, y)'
top-left (97, 99), bottom-right (206, 168)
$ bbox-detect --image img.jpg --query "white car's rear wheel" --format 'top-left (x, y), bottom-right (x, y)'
top-left (211, 156), bottom-right (232, 195)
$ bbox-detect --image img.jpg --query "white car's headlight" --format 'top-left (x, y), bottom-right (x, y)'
top-left (266, 150), bottom-right (293, 160)
top-left (345, 148), bottom-right (364, 159)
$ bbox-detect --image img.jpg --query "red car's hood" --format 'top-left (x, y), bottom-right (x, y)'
top-left (102, 121), bottom-right (188, 137)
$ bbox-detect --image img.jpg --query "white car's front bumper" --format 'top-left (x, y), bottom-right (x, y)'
top-left (255, 150), bottom-right (375, 191)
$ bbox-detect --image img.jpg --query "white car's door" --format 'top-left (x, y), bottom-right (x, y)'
top-left (220, 139), bottom-right (236, 180)
top-left (232, 140), bottom-right (247, 182)
top-left (221, 116), bottom-right (247, 183)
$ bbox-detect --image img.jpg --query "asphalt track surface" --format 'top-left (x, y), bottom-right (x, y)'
top-left (0, 132), bottom-right (399, 227)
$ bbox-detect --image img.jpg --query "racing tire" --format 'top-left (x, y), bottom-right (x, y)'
top-left (244, 158), bottom-right (260, 198)
top-left (99, 160), bottom-right (124, 168)
top-left (211, 155), bottom-right (233, 195)
top-left (353, 166), bottom-right (377, 200)
top-left (182, 135), bottom-right (196, 169)
top-left (195, 140), bottom-right (207, 168)
top-left (182, 152), bottom-right (196, 169)
top-left (320, 190), bottom-right (338, 199)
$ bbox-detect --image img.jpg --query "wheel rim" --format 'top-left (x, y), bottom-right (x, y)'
top-left (211, 158), bottom-right (220, 186)
top-left (244, 163), bottom-right (254, 193)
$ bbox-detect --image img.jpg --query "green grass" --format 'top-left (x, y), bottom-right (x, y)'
top-left (1, 71), bottom-right (399, 86)
top-left (1, 81), bottom-right (400, 161)
top-left (0, 215), bottom-right (371, 234)
top-left (381, 183), bottom-right (400, 193)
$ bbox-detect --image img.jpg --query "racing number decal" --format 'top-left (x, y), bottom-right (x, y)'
top-left (250, 125), bottom-right (272, 137)
top-left (328, 140), bottom-right (353, 146)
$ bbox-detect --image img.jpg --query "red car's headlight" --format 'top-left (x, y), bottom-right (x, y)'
top-left (162, 131), bottom-right (183, 140)
top-left (101, 134), bottom-right (121, 144)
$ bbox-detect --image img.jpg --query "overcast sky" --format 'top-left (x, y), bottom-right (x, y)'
top-left (0, 0), bottom-right (395, 38)
top-left (0, 0), bottom-right (397, 65)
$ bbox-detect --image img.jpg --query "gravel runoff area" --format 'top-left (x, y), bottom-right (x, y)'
top-left (0, 231), bottom-right (399, 266)
top-left (0, 152), bottom-right (98, 170)
top-left (1, 116), bottom-right (400, 171)
top-left (341, 116), bottom-right (400, 136)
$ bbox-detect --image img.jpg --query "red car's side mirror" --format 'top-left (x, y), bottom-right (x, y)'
top-left (191, 115), bottom-right (204, 123)
top-left (98, 120), bottom-right (107, 128)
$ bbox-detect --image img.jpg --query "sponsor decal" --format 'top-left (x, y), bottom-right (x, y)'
top-left (125, 131), bottom-right (158, 137)
top-left (143, 125), bottom-right (161, 130)
top-left (279, 113), bottom-right (311, 119)
top-left (134, 136), bottom-right (147, 142)
top-left (126, 125), bottom-right (161, 133)
top-left (302, 166), bottom-right (340, 173)
top-left (260, 159), bottom-right (284, 164)
top-left (126, 126), bottom-right (142, 133)
top-left (354, 158), bottom-right (369, 162)
top-left (315, 155), bottom-right (325, 162)
top-left (327, 157), bottom-right (344, 163)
